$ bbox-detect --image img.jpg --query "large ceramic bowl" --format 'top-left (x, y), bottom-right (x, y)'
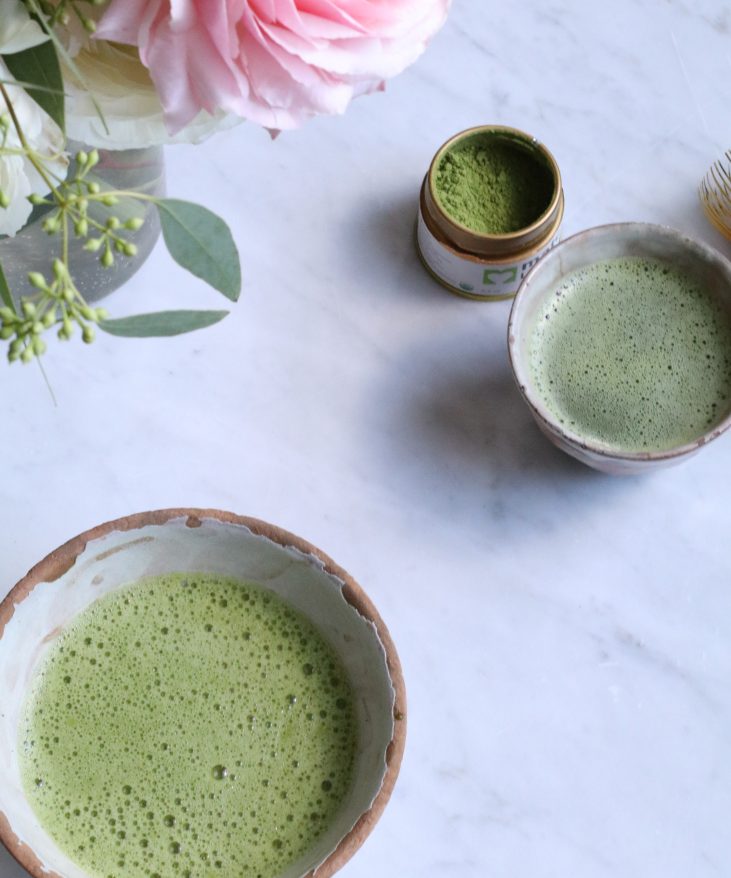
top-left (508, 223), bottom-right (731, 474)
top-left (0, 509), bottom-right (406, 878)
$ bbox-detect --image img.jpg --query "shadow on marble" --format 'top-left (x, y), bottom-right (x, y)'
top-left (398, 362), bottom-right (601, 483)
top-left (342, 189), bottom-right (449, 304)
top-left (363, 335), bottom-right (644, 538)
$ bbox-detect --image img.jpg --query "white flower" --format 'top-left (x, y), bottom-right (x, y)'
top-left (0, 0), bottom-right (48, 54)
top-left (0, 1), bottom-right (67, 237)
top-left (0, 73), bottom-right (67, 237)
top-left (0, 152), bottom-right (34, 236)
top-left (64, 41), bottom-right (235, 150)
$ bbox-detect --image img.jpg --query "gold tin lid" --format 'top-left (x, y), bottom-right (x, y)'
top-left (424, 125), bottom-right (564, 259)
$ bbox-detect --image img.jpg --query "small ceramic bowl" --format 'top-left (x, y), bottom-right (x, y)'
top-left (508, 223), bottom-right (731, 474)
top-left (0, 510), bottom-right (406, 878)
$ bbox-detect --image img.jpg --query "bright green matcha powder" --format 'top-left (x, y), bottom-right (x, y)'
top-left (19, 573), bottom-right (358, 878)
top-left (434, 134), bottom-right (554, 235)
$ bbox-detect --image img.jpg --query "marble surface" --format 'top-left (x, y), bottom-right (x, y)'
top-left (2, 1), bottom-right (731, 876)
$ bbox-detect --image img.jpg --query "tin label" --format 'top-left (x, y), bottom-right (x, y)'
top-left (417, 209), bottom-right (559, 300)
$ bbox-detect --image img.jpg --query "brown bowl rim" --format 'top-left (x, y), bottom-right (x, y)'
top-left (507, 221), bottom-right (731, 464)
top-left (0, 508), bottom-right (407, 878)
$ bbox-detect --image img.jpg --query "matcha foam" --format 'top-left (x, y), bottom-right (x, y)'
top-left (19, 573), bottom-right (358, 878)
top-left (529, 256), bottom-right (731, 452)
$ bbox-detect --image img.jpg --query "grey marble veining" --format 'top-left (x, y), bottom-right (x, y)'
top-left (2, 1), bottom-right (731, 876)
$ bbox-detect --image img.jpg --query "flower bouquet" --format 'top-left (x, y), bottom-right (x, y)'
top-left (0, 0), bottom-right (448, 364)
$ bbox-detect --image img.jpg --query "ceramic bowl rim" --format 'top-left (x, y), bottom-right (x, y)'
top-left (0, 508), bottom-right (407, 878)
top-left (507, 221), bottom-right (731, 464)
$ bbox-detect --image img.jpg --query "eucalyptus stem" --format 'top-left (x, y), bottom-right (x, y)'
top-left (0, 80), bottom-right (59, 199)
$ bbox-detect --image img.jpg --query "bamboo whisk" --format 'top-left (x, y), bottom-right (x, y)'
top-left (700, 151), bottom-right (731, 242)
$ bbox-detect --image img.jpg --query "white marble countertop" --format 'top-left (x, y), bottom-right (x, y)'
top-left (2, 1), bottom-right (731, 876)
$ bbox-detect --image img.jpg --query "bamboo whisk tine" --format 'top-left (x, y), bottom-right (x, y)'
top-left (700, 151), bottom-right (731, 242)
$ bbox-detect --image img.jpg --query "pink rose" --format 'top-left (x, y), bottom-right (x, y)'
top-left (95, 0), bottom-right (449, 134)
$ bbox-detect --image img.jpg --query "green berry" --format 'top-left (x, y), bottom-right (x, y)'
top-left (82, 325), bottom-right (95, 344)
top-left (27, 273), bottom-right (46, 291)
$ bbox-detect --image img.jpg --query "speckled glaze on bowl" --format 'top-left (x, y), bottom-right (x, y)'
top-left (0, 510), bottom-right (406, 878)
top-left (508, 223), bottom-right (731, 475)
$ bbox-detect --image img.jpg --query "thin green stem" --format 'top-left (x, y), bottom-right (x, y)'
top-left (66, 205), bottom-right (130, 245)
top-left (88, 190), bottom-right (160, 204)
top-left (0, 80), bottom-right (60, 199)
top-left (35, 355), bottom-right (58, 406)
top-left (62, 204), bottom-right (69, 266)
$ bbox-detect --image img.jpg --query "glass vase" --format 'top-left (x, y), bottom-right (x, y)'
top-left (0, 144), bottom-right (165, 305)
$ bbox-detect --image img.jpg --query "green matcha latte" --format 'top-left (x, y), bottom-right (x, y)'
top-left (529, 256), bottom-right (731, 452)
top-left (19, 573), bottom-right (358, 878)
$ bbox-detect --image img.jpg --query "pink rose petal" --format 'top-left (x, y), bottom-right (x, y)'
top-left (95, 0), bottom-right (450, 133)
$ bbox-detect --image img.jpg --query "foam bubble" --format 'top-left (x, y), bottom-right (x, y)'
top-left (529, 256), bottom-right (731, 450)
top-left (19, 573), bottom-right (357, 878)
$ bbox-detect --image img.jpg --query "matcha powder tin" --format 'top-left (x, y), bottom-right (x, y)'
top-left (417, 126), bottom-right (564, 300)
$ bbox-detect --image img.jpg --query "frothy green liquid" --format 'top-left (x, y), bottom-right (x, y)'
top-left (19, 574), bottom-right (357, 878)
top-left (529, 257), bottom-right (731, 451)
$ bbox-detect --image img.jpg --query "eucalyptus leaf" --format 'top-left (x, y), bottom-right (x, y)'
top-left (99, 310), bottom-right (229, 338)
top-left (157, 199), bottom-right (241, 301)
top-left (3, 39), bottom-right (64, 132)
top-left (0, 262), bottom-right (15, 314)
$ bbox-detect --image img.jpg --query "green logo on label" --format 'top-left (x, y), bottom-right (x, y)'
top-left (483, 267), bottom-right (517, 285)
